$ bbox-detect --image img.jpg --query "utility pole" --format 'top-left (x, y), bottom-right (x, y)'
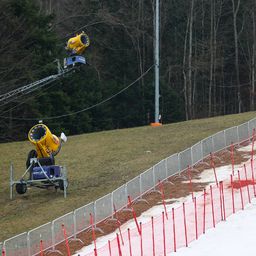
top-left (151, 0), bottom-right (162, 126)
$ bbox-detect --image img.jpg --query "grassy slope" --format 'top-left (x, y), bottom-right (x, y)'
top-left (1, 112), bottom-right (256, 241)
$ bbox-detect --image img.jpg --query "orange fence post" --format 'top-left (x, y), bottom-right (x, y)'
top-left (62, 224), bottom-right (71, 256)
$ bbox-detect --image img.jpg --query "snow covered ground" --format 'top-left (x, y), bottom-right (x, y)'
top-left (74, 143), bottom-right (254, 256)
top-left (171, 198), bottom-right (256, 256)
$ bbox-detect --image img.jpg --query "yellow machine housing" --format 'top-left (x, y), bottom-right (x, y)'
top-left (66, 32), bottom-right (90, 55)
top-left (28, 124), bottom-right (61, 158)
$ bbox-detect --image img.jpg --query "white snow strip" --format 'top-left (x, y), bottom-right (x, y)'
top-left (170, 198), bottom-right (256, 256)
top-left (236, 144), bottom-right (253, 152)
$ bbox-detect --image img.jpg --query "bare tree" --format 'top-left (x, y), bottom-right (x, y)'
top-left (209, 0), bottom-right (224, 116)
top-left (183, 10), bottom-right (190, 120)
top-left (187, 0), bottom-right (195, 119)
top-left (251, 2), bottom-right (256, 110)
top-left (209, 0), bottom-right (215, 116)
top-left (231, 0), bottom-right (241, 112)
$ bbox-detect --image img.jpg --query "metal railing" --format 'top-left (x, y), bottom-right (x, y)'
top-left (2, 117), bottom-right (256, 255)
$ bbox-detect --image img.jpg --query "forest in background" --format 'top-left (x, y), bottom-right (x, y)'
top-left (0, 0), bottom-right (255, 141)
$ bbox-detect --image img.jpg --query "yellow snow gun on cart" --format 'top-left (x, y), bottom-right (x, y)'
top-left (10, 122), bottom-right (68, 198)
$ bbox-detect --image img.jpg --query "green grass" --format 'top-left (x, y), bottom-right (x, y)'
top-left (1, 112), bottom-right (256, 241)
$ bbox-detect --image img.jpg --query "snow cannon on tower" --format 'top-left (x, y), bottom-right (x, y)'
top-left (64, 31), bottom-right (90, 68)
top-left (66, 32), bottom-right (90, 55)
top-left (10, 122), bottom-right (69, 199)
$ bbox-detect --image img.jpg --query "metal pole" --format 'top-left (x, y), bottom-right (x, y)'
top-left (154, 0), bottom-right (160, 123)
top-left (63, 166), bottom-right (67, 198)
top-left (10, 163), bottom-right (13, 200)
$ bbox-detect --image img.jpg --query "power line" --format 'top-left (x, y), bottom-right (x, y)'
top-left (215, 81), bottom-right (251, 88)
top-left (62, 21), bottom-right (105, 39)
top-left (0, 65), bottom-right (154, 121)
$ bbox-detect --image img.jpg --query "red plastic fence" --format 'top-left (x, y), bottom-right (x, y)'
top-left (62, 224), bottom-right (71, 256)
top-left (40, 240), bottom-right (43, 256)
top-left (83, 158), bottom-right (256, 256)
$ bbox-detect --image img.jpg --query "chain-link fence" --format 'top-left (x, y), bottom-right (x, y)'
top-left (154, 160), bottom-right (167, 184)
top-left (28, 222), bottom-right (52, 256)
top-left (3, 232), bottom-right (28, 256)
top-left (3, 118), bottom-right (256, 255)
top-left (74, 202), bottom-right (94, 237)
top-left (140, 167), bottom-right (154, 194)
top-left (94, 193), bottom-right (113, 223)
top-left (191, 142), bottom-right (203, 165)
top-left (238, 123), bottom-right (249, 143)
top-left (179, 148), bottom-right (192, 171)
top-left (202, 136), bottom-right (214, 157)
top-left (213, 131), bottom-right (225, 152)
top-left (112, 184), bottom-right (127, 212)
top-left (166, 153), bottom-right (179, 176)
top-left (126, 175), bottom-right (141, 201)
top-left (225, 127), bottom-right (239, 146)
top-left (52, 212), bottom-right (74, 251)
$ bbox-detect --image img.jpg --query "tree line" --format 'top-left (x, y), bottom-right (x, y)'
top-left (0, 0), bottom-right (255, 141)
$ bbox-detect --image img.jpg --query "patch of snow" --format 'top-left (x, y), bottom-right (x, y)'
top-left (237, 144), bottom-right (253, 152)
top-left (170, 198), bottom-right (256, 256)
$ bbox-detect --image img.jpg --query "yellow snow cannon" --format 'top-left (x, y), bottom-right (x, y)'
top-left (66, 32), bottom-right (90, 55)
top-left (13, 123), bottom-right (68, 197)
top-left (28, 123), bottom-right (67, 159)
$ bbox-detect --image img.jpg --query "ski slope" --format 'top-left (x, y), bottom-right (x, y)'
top-left (74, 143), bottom-right (255, 256)
top-left (172, 198), bottom-right (256, 256)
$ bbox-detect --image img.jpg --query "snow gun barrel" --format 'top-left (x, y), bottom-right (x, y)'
top-left (66, 32), bottom-right (90, 55)
top-left (28, 124), bottom-right (66, 158)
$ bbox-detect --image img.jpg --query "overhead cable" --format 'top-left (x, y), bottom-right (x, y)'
top-left (0, 65), bottom-right (154, 121)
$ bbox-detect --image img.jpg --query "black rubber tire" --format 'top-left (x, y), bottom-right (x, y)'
top-left (59, 179), bottom-right (68, 191)
top-left (16, 183), bottom-right (27, 194)
top-left (26, 150), bottom-right (37, 169)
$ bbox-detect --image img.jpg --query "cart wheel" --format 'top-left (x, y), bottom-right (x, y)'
top-left (59, 179), bottom-right (68, 191)
top-left (16, 183), bottom-right (27, 194)
top-left (26, 150), bottom-right (37, 169)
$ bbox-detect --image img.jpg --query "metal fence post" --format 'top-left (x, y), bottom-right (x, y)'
top-left (139, 174), bottom-right (143, 198)
top-left (236, 126), bottom-right (239, 145)
top-left (200, 141), bottom-right (204, 159)
top-left (111, 192), bottom-right (114, 218)
top-left (153, 165), bottom-right (156, 188)
top-left (212, 136), bottom-right (215, 154)
top-left (125, 183), bottom-right (128, 203)
top-left (238, 125), bottom-right (241, 144)
top-left (27, 233), bottom-right (31, 256)
top-left (51, 222), bottom-right (55, 251)
top-left (73, 212), bottom-right (76, 238)
top-left (165, 158), bottom-right (168, 179)
top-left (224, 129), bottom-right (227, 147)
top-left (10, 163), bottom-right (13, 200)
top-left (247, 122), bottom-right (250, 140)
top-left (124, 183), bottom-right (128, 204)
top-left (191, 147), bottom-right (194, 166)
top-left (63, 166), bottom-right (67, 198)
top-left (93, 202), bottom-right (97, 228)
top-left (178, 152), bottom-right (181, 173)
